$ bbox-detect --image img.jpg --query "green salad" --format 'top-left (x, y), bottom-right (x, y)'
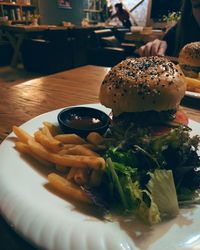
top-left (86, 124), bottom-right (200, 224)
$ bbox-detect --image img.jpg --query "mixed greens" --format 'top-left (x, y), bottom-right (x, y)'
top-left (89, 123), bottom-right (200, 224)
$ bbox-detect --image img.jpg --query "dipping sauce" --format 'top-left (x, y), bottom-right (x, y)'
top-left (57, 106), bottom-right (110, 136)
top-left (66, 114), bottom-right (104, 130)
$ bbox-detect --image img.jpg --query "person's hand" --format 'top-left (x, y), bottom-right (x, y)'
top-left (139, 39), bottom-right (167, 57)
top-left (105, 18), bottom-right (111, 25)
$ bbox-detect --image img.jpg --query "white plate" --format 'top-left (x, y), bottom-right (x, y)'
top-left (186, 91), bottom-right (200, 99)
top-left (1, 103), bottom-right (200, 250)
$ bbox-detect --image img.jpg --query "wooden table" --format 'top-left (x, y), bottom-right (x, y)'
top-left (0, 25), bottom-right (69, 68)
top-left (0, 24), bottom-right (108, 69)
top-left (0, 65), bottom-right (200, 249)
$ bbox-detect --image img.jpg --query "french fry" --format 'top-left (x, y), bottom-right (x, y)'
top-left (28, 139), bottom-right (105, 170)
top-left (91, 144), bottom-right (107, 152)
top-left (51, 154), bottom-right (105, 170)
top-left (62, 143), bottom-right (100, 151)
top-left (15, 141), bottom-right (54, 168)
top-left (72, 168), bottom-right (89, 185)
top-left (55, 134), bottom-right (86, 144)
top-left (67, 167), bottom-right (77, 181)
top-left (48, 173), bottom-right (92, 203)
top-left (40, 126), bottom-right (53, 139)
top-left (28, 138), bottom-right (54, 160)
top-left (185, 76), bottom-right (200, 92)
top-left (87, 132), bottom-right (104, 145)
top-left (67, 167), bottom-right (90, 185)
top-left (58, 149), bottom-right (70, 156)
top-left (89, 169), bottom-right (103, 187)
top-left (61, 145), bottom-right (99, 157)
top-left (15, 141), bottom-right (30, 154)
top-left (62, 144), bottom-right (81, 150)
top-left (43, 121), bottom-right (60, 136)
top-left (34, 130), bottom-right (63, 153)
top-left (55, 164), bottom-right (70, 174)
top-left (189, 87), bottom-right (200, 93)
top-left (13, 126), bottom-right (33, 144)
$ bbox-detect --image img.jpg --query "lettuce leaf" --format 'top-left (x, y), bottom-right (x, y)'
top-left (147, 170), bottom-right (179, 218)
top-left (137, 190), bottom-right (161, 225)
top-left (106, 158), bottom-right (161, 224)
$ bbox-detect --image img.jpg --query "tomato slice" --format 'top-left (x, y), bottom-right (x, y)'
top-left (151, 110), bottom-right (188, 136)
top-left (173, 110), bottom-right (188, 126)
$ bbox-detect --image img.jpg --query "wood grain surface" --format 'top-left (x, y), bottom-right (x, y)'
top-left (0, 65), bottom-right (110, 143)
top-left (0, 65), bottom-right (200, 249)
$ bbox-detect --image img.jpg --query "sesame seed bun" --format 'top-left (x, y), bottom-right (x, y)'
top-left (99, 56), bottom-right (186, 116)
top-left (179, 42), bottom-right (200, 78)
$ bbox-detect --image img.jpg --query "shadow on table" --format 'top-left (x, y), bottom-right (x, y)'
top-left (0, 216), bottom-right (36, 250)
top-left (182, 96), bottom-right (200, 109)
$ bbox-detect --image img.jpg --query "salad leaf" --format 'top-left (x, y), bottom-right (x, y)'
top-left (104, 158), bottom-right (161, 224)
top-left (106, 158), bottom-right (128, 209)
top-left (137, 190), bottom-right (161, 225)
top-left (81, 185), bottom-right (111, 220)
top-left (105, 146), bottom-right (138, 167)
top-left (147, 170), bottom-right (179, 218)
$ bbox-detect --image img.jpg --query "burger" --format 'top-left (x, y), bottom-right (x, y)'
top-left (99, 56), bottom-right (188, 135)
top-left (179, 41), bottom-right (200, 78)
top-left (97, 57), bottom-right (200, 223)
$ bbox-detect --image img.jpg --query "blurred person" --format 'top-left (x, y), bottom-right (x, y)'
top-left (139, 0), bottom-right (200, 57)
top-left (107, 3), bottom-right (132, 29)
top-left (108, 4), bottom-right (114, 18)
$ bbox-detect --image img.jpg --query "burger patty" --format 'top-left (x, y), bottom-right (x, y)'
top-left (110, 110), bottom-right (188, 138)
top-left (112, 109), bottom-right (176, 127)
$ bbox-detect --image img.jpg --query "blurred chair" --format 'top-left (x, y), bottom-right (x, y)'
top-left (0, 41), bottom-right (13, 66)
top-left (112, 27), bottom-right (131, 42)
top-left (21, 36), bottom-right (73, 74)
top-left (87, 28), bottom-right (137, 67)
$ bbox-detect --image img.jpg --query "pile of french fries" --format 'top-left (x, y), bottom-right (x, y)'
top-left (13, 122), bottom-right (109, 204)
top-left (185, 74), bottom-right (200, 93)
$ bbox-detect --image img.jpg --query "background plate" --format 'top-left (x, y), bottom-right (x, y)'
top-left (186, 91), bottom-right (200, 99)
top-left (0, 103), bottom-right (200, 250)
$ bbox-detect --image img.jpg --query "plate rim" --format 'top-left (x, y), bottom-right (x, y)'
top-left (185, 90), bottom-right (200, 99)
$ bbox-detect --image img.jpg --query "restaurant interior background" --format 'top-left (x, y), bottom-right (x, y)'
top-left (0, 0), bottom-right (182, 77)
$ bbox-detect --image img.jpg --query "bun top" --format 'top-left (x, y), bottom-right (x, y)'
top-left (99, 56), bottom-right (186, 116)
top-left (179, 42), bottom-right (200, 67)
